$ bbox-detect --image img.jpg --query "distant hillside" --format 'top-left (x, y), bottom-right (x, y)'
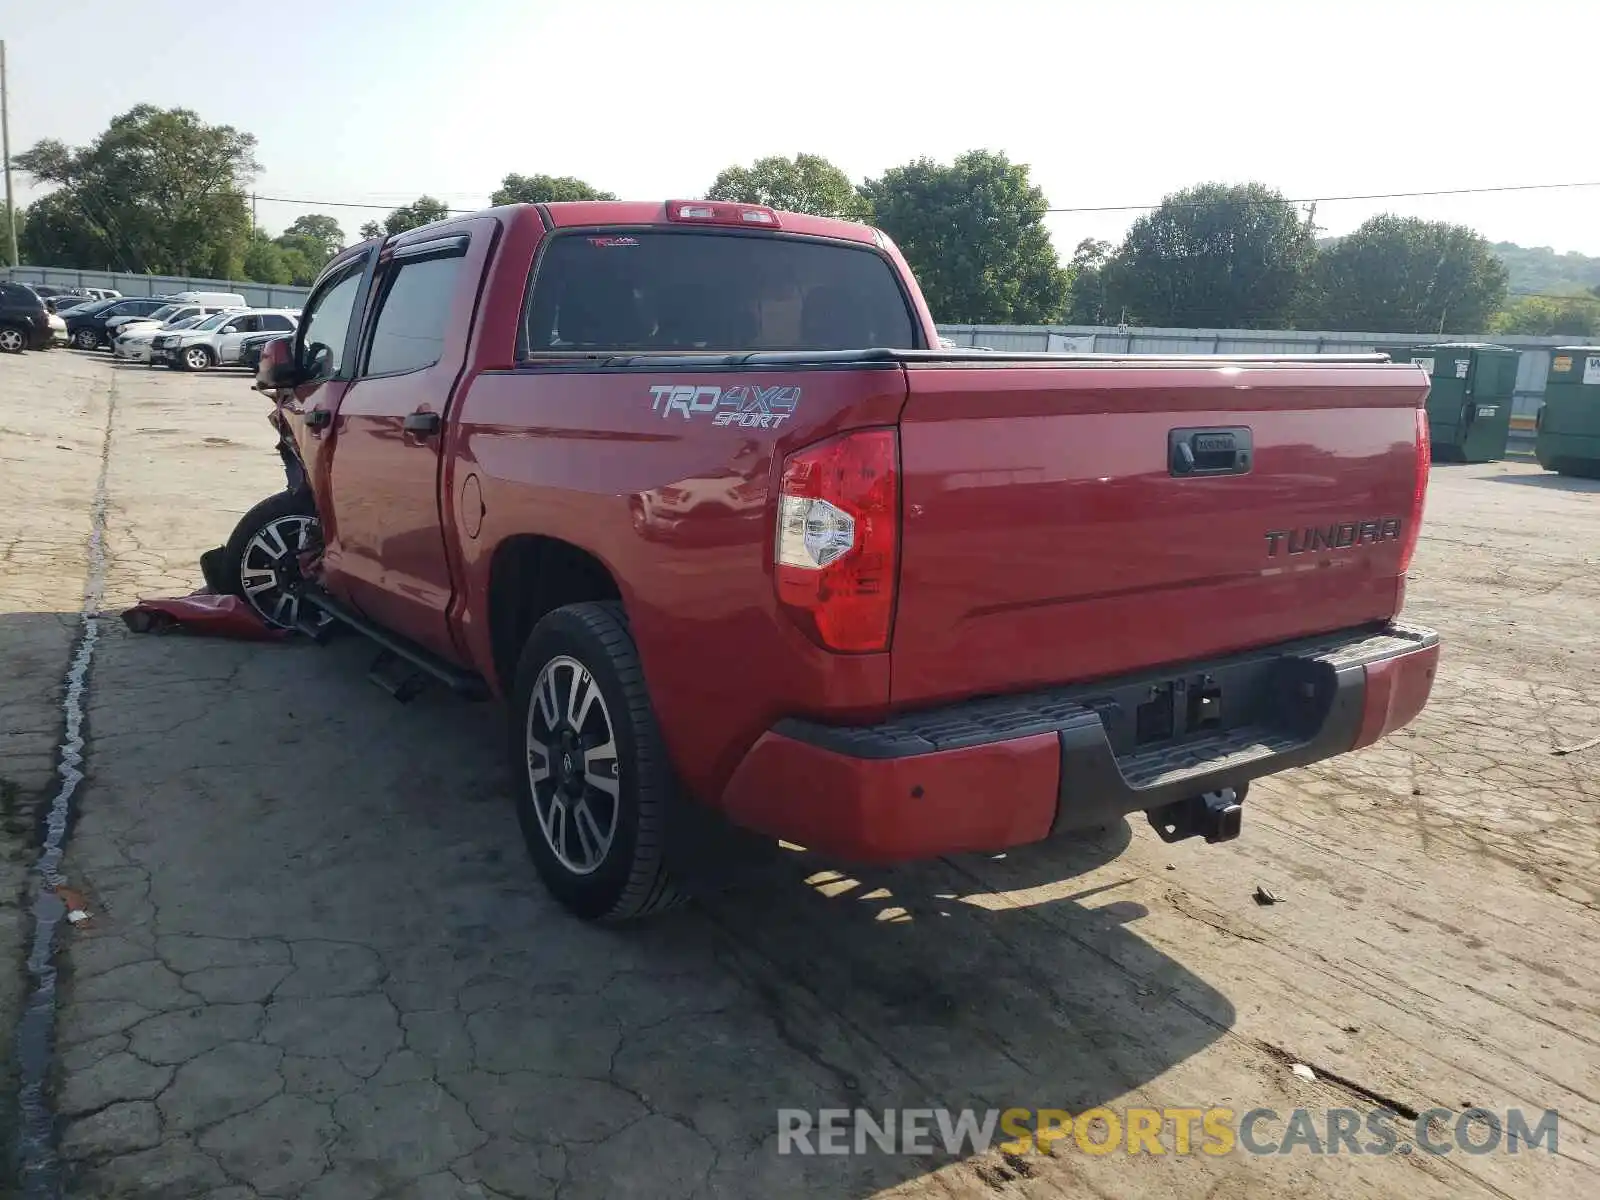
top-left (1489, 243), bottom-right (1600, 297)
top-left (1317, 235), bottom-right (1600, 297)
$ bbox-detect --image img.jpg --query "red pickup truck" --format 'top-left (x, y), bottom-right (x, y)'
top-left (224, 199), bottom-right (1440, 922)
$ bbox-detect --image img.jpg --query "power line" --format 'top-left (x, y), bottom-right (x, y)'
top-left (246, 178), bottom-right (1600, 219)
top-left (252, 193), bottom-right (477, 214)
top-left (1042, 180), bottom-right (1600, 215)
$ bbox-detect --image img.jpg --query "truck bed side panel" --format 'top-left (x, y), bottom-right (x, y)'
top-left (447, 365), bottom-right (907, 800)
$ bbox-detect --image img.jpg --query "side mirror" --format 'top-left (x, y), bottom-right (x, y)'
top-left (255, 336), bottom-right (299, 391)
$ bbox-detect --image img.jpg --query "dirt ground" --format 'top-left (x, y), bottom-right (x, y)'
top-left (1, 349), bottom-right (1596, 1200)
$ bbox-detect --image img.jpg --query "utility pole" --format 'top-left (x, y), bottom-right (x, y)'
top-left (2, 40), bottom-right (18, 268)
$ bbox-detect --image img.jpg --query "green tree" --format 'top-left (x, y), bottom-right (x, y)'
top-left (14, 105), bottom-right (257, 275)
top-left (17, 191), bottom-right (100, 267)
top-left (1490, 293), bottom-right (1600, 338)
top-left (1105, 182), bottom-right (1316, 328)
top-left (705, 153), bottom-right (869, 221)
top-left (1, 200), bottom-right (21, 263)
top-left (490, 173), bottom-right (616, 205)
top-left (378, 196), bottom-right (451, 236)
top-left (278, 214), bottom-right (344, 259)
top-left (358, 220), bottom-right (384, 241)
top-left (1312, 215), bottom-right (1509, 334)
top-left (242, 230), bottom-right (294, 284)
top-left (861, 150), bottom-right (1068, 324)
top-left (1065, 238), bottom-right (1117, 324)
top-left (269, 214), bottom-right (342, 284)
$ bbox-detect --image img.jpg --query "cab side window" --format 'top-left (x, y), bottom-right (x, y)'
top-left (362, 253), bottom-right (463, 377)
top-left (298, 269), bottom-right (364, 382)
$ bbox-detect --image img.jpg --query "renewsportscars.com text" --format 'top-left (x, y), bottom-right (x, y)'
top-left (777, 1106), bottom-right (1560, 1157)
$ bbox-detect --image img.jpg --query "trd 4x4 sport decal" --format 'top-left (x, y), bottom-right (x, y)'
top-left (647, 384), bottom-right (800, 429)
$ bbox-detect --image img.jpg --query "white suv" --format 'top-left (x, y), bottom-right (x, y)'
top-left (155, 309), bottom-right (300, 371)
top-left (106, 301), bottom-right (231, 341)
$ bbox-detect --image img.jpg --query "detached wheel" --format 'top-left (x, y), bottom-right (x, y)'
top-left (0, 326), bottom-right (25, 354)
top-left (180, 345), bottom-right (214, 372)
top-left (73, 328), bottom-right (101, 350)
top-left (220, 491), bottom-right (321, 629)
top-left (511, 602), bottom-right (685, 922)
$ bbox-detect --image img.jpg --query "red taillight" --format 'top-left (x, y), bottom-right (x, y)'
top-left (665, 199), bottom-right (782, 229)
top-left (774, 429), bottom-right (899, 653)
top-left (1398, 405), bottom-right (1430, 574)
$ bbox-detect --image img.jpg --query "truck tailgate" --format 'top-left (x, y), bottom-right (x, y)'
top-left (892, 361), bottom-right (1430, 706)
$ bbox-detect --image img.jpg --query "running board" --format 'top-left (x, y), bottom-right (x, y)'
top-left (300, 588), bottom-right (490, 700)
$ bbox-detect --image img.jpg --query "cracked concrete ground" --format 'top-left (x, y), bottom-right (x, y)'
top-left (2, 350), bottom-right (1597, 1199)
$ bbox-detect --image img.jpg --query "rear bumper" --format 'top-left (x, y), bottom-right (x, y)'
top-left (719, 622), bottom-right (1439, 863)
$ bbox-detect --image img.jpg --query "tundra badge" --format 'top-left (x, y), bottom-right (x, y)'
top-left (1264, 518), bottom-right (1403, 557)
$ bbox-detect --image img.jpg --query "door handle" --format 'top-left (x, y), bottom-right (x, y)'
top-left (304, 409), bottom-right (331, 431)
top-left (1169, 426), bottom-right (1253, 477)
top-left (403, 411), bottom-right (441, 436)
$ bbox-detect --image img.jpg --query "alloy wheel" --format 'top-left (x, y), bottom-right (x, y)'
top-left (525, 655), bottom-right (621, 875)
top-left (0, 328), bottom-right (24, 353)
top-left (239, 514), bottom-right (320, 628)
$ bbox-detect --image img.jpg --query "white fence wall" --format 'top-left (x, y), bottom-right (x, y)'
top-left (935, 323), bottom-right (1574, 419)
top-left (3, 265), bottom-right (311, 309)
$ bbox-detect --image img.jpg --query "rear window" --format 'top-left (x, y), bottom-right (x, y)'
top-left (522, 231), bottom-right (918, 355)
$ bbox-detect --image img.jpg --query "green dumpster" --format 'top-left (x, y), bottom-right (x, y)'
top-left (1386, 343), bottom-right (1521, 462)
top-left (1536, 347), bottom-right (1600, 477)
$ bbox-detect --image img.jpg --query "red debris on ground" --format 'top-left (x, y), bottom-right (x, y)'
top-left (121, 588), bottom-right (287, 641)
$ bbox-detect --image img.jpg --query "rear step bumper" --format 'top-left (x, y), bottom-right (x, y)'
top-left (718, 622), bottom-right (1439, 863)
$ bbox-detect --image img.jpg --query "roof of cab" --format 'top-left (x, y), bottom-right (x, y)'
top-left (530, 201), bottom-right (881, 245)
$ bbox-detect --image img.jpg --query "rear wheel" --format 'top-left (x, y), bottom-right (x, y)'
top-left (510, 602), bottom-right (685, 922)
top-left (0, 325), bottom-right (25, 354)
top-left (220, 491), bottom-right (321, 629)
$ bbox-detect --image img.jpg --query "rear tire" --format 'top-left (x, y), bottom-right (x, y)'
top-left (0, 325), bottom-right (25, 354)
top-left (510, 601), bottom-right (686, 922)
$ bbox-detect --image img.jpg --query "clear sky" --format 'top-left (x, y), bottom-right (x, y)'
top-left (6, 0), bottom-right (1598, 256)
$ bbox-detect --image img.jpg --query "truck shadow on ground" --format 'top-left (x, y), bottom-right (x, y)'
top-left (21, 615), bottom-right (1236, 1199)
top-left (1484, 470), bottom-right (1600, 492)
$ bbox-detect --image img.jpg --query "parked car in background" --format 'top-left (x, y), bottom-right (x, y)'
top-left (238, 332), bottom-right (293, 373)
top-left (113, 313), bottom-right (217, 363)
top-left (162, 290), bottom-right (248, 308)
top-left (67, 297), bottom-right (170, 349)
top-left (155, 309), bottom-right (299, 371)
top-left (0, 281), bottom-right (61, 353)
top-left (105, 301), bottom-right (231, 343)
top-left (50, 297), bottom-right (102, 316)
top-left (33, 287), bottom-right (90, 313)
top-left (24, 283), bottom-right (79, 301)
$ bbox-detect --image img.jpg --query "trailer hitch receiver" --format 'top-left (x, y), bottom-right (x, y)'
top-left (1147, 786), bottom-right (1246, 844)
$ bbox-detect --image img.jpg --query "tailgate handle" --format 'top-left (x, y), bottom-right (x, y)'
top-left (1170, 426), bottom-right (1252, 477)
